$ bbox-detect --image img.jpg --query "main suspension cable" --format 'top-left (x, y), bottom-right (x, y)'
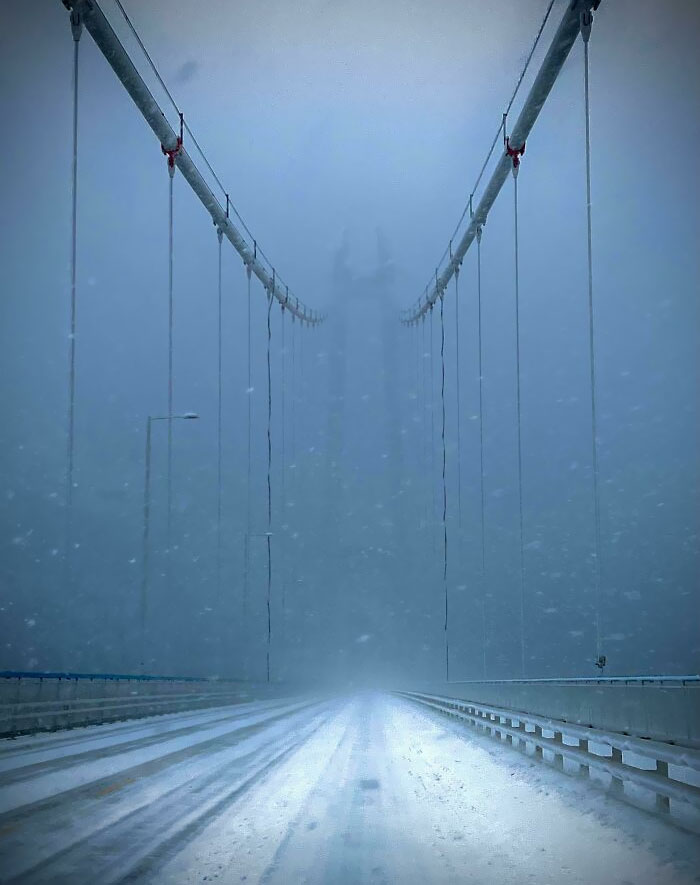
top-left (65, 10), bottom-right (82, 585)
top-left (440, 295), bottom-right (449, 681)
top-left (113, 0), bottom-right (308, 313)
top-left (581, 11), bottom-right (604, 670)
top-left (413, 0), bottom-right (557, 305)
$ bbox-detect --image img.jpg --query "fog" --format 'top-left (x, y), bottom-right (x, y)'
top-left (1, 0), bottom-right (698, 684)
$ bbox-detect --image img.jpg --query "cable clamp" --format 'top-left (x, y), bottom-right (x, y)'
top-left (505, 136), bottom-right (525, 175)
top-left (161, 136), bottom-right (182, 174)
top-left (161, 113), bottom-right (184, 175)
top-left (580, 8), bottom-right (593, 44)
top-left (70, 8), bottom-right (82, 42)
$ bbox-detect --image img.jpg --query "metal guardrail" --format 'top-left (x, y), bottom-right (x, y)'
top-left (441, 675), bottom-right (700, 686)
top-left (0, 670), bottom-right (213, 682)
top-left (0, 672), bottom-right (287, 737)
top-left (406, 677), bottom-right (700, 745)
top-left (399, 691), bottom-right (700, 832)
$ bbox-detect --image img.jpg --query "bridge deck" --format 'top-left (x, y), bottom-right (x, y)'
top-left (0, 693), bottom-right (697, 884)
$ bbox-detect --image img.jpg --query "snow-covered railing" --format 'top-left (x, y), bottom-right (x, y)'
top-left (399, 690), bottom-right (700, 832)
top-left (0, 672), bottom-right (289, 737)
top-left (404, 675), bottom-right (700, 744)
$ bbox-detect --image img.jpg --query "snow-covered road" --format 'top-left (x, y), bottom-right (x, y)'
top-left (1, 693), bottom-right (697, 884)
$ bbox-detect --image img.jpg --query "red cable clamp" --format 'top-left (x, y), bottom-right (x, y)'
top-left (161, 113), bottom-right (184, 170)
top-left (505, 136), bottom-right (526, 169)
top-left (161, 136), bottom-right (182, 170)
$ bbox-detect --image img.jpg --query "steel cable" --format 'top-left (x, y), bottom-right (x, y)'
top-left (266, 292), bottom-right (273, 682)
top-left (166, 164), bottom-right (175, 581)
top-left (582, 16), bottom-right (603, 667)
top-left (113, 0), bottom-right (306, 315)
top-left (454, 269), bottom-right (462, 526)
top-left (513, 171), bottom-right (527, 678)
top-left (440, 296), bottom-right (449, 681)
top-left (476, 228), bottom-right (488, 678)
top-left (429, 308), bottom-right (437, 540)
top-left (216, 228), bottom-right (223, 602)
top-left (414, 0), bottom-right (557, 304)
top-left (243, 268), bottom-right (252, 619)
top-left (65, 14), bottom-right (81, 590)
top-left (280, 309), bottom-right (286, 619)
top-left (421, 318), bottom-right (429, 530)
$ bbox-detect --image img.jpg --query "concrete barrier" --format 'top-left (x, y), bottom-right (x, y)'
top-left (405, 677), bottom-right (700, 747)
top-left (0, 671), bottom-right (292, 737)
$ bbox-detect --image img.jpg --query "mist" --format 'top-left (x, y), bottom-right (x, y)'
top-left (1, 0), bottom-right (698, 687)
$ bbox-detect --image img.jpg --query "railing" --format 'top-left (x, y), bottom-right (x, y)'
top-left (401, 676), bottom-right (700, 745)
top-left (0, 671), bottom-right (289, 737)
top-left (398, 690), bottom-right (700, 833)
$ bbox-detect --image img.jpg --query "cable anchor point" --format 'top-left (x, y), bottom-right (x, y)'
top-left (580, 8), bottom-right (593, 44)
top-left (506, 136), bottom-right (526, 178)
top-left (161, 114), bottom-right (184, 177)
top-left (69, 8), bottom-right (83, 42)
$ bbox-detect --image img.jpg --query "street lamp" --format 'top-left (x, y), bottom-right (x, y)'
top-left (140, 413), bottom-right (199, 672)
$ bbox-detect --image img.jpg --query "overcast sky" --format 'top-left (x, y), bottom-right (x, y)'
top-left (0, 0), bottom-right (698, 682)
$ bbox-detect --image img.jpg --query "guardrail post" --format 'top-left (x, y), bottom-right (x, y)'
top-left (656, 761), bottom-right (671, 812)
top-left (610, 747), bottom-right (624, 795)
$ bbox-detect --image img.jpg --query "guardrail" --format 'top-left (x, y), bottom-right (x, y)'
top-left (398, 690), bottom-right (700, 833)
top-left (401, 676), bottom-right (700, 745)
top-left (0, 672), bottom-right (289, 737)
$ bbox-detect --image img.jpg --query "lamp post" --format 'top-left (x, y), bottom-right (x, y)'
top-left (140, 412), bottom-right (199, 672)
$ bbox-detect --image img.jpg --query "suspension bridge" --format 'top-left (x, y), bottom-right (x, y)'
top-left (1, 0), bottom-right (698, 881)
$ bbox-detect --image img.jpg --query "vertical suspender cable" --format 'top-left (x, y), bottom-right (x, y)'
top-left (476, 225), bottom-right (488, 678)
top-left (244, 266), bottom-right (252, 619)
top-left (291, 316), bottom-right (296, 466)
top-left (299, 316), bottom-right (304, 459)
top-left (266, 289), bottom-right (273, 682)
top-left (216, 228), bottom-right (223, 602)
top-left (512, 164), bottom-right (527, 678)
top-left (421, 317), bottom-right (429, 529)
top-left (454, 268), bottom-right (462, 527)
top-left (166, 160), bottom-right (175, 578)
top-left (440, 295), bottom-right (449, 681)
top-left (581, 10), bottom-right (603, 669)
top-left (429, 307), bottom-right (437, 538)
top-left (415, 322), bottom-right (421, 481)
top-left (280, 307), bottom-right (286, 618)
top-left (65, 10), bottom-right (82, 586)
